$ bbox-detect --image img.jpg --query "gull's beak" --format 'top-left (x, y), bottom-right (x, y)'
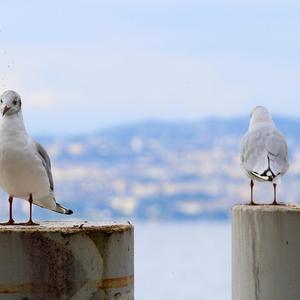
top-left (2, 106), bottom-right (10, 116)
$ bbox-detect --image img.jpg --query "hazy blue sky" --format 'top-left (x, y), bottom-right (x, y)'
top-left (1, 0), bottom-right (300, 134)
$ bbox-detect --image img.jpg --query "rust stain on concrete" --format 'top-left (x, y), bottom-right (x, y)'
top-left (0, 275), bottom-right (134, 294)
top-left (0, 283), bottom-right (33, 294)
top-left (100, 275), bottom-right (134, 289)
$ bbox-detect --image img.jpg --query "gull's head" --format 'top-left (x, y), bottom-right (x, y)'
top-left (0, 90), bottom-right (22, 117)
top-left (249, 106), bottom-right (274, 129)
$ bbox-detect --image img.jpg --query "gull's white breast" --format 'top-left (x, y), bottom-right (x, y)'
top-left (0, 133), bottom-right (50, 200)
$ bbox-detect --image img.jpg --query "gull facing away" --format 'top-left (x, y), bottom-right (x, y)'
top-left (240, 106), bottom-right (289, 205)
top-left (0, 90), bottom-right (73, 225)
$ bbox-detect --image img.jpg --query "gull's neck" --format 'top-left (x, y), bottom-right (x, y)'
top-left (0, 111), bottom-right (27, 135)
top-left (249, 119), bottom-right (276, 131)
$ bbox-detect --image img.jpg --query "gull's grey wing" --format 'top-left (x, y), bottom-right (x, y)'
top-left (240, 130), bottom-right (267, 173)
top-left (34, 141), bottom-right (54, 191)
top-left (265, 130), bottom-right (289, 175)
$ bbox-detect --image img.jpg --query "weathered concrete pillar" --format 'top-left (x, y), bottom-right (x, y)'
top-left (0, 221), bottom-right (134, 300)
top-left (232, 204), bottom-right (300, 300)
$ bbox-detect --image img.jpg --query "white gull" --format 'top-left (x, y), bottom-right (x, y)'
top-left (240, 106), bottom-right (289, 205)
top-left (0, 90), bottom-right (73, 225)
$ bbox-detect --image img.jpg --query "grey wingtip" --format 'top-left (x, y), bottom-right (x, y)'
top-left (55, 203), bottom-right (74, 215)
top-left (65, 209), bottom-right (73, 215)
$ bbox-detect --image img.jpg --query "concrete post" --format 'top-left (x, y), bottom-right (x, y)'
top-left (0, 221), bottom-right (134, 300)
top-left (232, 204), bottom-right (300, 300)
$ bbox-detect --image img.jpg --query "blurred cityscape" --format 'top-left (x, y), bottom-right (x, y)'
top-left (35, 117), bottom-right (300, 221)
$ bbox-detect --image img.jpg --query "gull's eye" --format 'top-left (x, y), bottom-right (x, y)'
top-left (0, 99), bottom-right (2, 104)
top-left (12, 100), bottom-right (17, 105)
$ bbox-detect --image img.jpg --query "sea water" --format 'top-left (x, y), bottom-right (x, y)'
top-left (135, 221), bottom-right (231, 300)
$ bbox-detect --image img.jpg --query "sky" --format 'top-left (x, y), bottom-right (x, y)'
top-left (1, 0), bottom-right (300, 134)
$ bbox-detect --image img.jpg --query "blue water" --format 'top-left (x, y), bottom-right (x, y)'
top-left (135, 222), bottom-right (231, 300)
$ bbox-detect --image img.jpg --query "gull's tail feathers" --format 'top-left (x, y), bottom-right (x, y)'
top-left (250, 152), bottom-right (284, 182)
top-left (250, 171), bottom-right (277, 182)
